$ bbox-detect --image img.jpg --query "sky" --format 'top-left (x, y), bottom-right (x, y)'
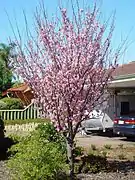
top-left (0, 0), bottom-right (135, 64)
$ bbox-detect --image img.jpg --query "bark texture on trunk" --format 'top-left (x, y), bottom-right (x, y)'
top-left (66, 136), bottom-right (74, 180)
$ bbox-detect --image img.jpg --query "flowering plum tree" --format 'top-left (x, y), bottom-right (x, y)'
top-left (12, 2), bottom-right (121, 179)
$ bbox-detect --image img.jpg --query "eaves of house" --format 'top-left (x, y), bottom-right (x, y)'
top-left (110, 61), bottom-right (135, 88)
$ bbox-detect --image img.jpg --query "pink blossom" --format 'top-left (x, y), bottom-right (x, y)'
top-left (13, 3), bottom-right (120, 139)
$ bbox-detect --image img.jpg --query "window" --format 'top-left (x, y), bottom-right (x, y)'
top-left (121, 102), bottom-right (130, 116)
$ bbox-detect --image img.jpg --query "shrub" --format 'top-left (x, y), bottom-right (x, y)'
top-left (7, 123), bottom-right (68, 180)
top-left (0, 116), bottom-right (5, 138)
top-left (91, 144), bottom-right (97, 151)
top-left (118, 153), bottom-right (126, 160)
top-left (75, 148), bottom-right (109, 174)
top-left (101, 150), bottom-right (107, 158)
top-left (0, 116), bottom-right (5, 130)
top-left (8, 134), bottom-right (22, 144)
top-left (34, 123), bottom-right (67, 154)
top-left (0, 100), bottom-right (7, 110)
top-left (1, 97), bottom-right (23, 110)
top-left (118, 144), bottom-right (124, 149)
top-left (103, 144), bottom-right (112, 150)
top-left (74, 146), bottom-right (84, 158)
top-left (4, 118), bottom-right (48, 126)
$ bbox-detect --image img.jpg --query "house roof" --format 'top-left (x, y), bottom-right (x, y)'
top-left (2, 83), bottom-right (33, 105)
top-left (7, 84), bottom-right (31, 93)
top-left (113, 61), bottom-right (135, 79)
top-left (2, 84), bottom-right (31, 97)
top-left (110, 61), bottom-right (135, 88)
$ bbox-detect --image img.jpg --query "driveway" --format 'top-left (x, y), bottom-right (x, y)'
top-left (76, 133), bottom-right (135, 149)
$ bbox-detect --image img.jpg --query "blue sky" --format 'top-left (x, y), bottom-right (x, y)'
top-left (0, 0), bottom-right (135, 64)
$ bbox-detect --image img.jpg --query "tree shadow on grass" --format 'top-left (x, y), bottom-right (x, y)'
top-left (109, 160), bottom-right (135, 173)
top-left (75, 155), bottom-right (135, 175)
top-left (0, 137), bottom-right (14, 160)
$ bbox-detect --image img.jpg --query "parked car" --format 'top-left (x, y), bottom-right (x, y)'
top-left (113, 116), bottom-right (135, 138)
top-left (81, 110), bottom-right (114, 135)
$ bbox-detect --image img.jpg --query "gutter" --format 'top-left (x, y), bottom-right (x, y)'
top-left (111, 77), bottom-right (135, 84)
top-left (113, 73), bottom-right (135, 80)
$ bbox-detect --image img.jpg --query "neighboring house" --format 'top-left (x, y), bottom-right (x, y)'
top-left (82, 61), bottom-right (135, 134)
top-left (109, 61), bottom-right (135, 119)
top-left (2, 84), bottom-right (34, 106)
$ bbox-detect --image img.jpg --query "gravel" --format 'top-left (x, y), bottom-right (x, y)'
top-left (77, 172), bottom-right (135, 180)
top-left (77, 160), bottom-right (135, 180)
top-left (0, 161), bottom-right (10, 180)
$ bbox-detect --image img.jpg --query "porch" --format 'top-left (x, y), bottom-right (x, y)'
top-left (110, 77), bottom-right (135, 117)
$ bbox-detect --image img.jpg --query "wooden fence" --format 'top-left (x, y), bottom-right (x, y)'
top-left (0, 103), bottom-right (40, 120)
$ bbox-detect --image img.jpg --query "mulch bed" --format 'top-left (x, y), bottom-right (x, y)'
top-left (0, 158), bottom-right (135, 180)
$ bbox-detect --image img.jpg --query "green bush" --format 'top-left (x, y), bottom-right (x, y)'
top-left (74, 146), bottom-right (84, 158)
top-left (34, 123), bottom-right (67, 154)
top-left (7, 123), bottom-right (68, 180)
top-left (4, 118), bottom-right (48, 126)
top-left (1, 97), bottom-right (23, 110)
top-left (8, 134), bottom-right (22, 144)
top-left (0, 100), bottom-right (7, 110)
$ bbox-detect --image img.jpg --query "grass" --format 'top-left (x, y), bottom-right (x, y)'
top-left (104, 145), bottom-right (135, 161)
top-left (4, 118), bottom-right (49, 125)
top-left (87, 143), bottom-right (135, 161)
top-left (75, 144), bottom-right (135, 174)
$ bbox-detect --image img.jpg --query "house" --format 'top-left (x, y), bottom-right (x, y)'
top-left (2, 83), bottom-right (34, 106)
top-left (2, 61), bottom-right (135, 118)
top-left (109, 61), bottom-right (135, 118)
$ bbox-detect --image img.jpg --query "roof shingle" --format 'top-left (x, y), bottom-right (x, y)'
top-left (113, 61), bottom-right (135, 77)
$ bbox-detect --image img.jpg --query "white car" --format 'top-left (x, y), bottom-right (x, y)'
top-left (81, 110), bottom-right (113, 135)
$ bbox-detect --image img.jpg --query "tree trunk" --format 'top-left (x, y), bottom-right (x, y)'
top-left (66, 137), bottom-right (74, 180)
